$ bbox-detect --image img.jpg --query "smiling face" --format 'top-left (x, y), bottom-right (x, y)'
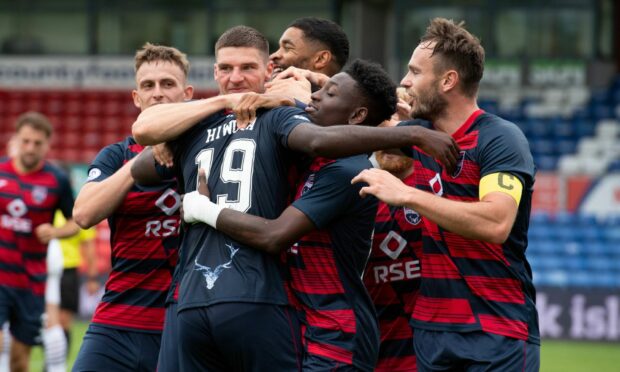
top-left (132, 60), bottom-right (193, 111)
top-left (305, 72), bottom-right (364, 126)
top-left (400, 41), bottom-right (448, 121)
top-left (215, 46), bottom-right (272, 94)
top-left (270, 27), bottom-right (318, 76)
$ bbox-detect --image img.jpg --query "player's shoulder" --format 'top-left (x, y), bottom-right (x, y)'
top-left (477, 112), bottom-right (525, 138)
top-left (258, 105), bottom-right (310, 123)
top-left (42, 161), bottom-right (70, 183)
top-left (330, 155), bottom-right (372, 177)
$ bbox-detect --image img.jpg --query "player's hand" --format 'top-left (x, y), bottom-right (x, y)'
top-left (180, 169), bottom-right (210, 223)
top-left (35, 223), bottom-right (56, 244)
top-left (271, 66), bottom-right (328, 88)
top-left (414, 127), bottom-right (460, 175)
top-left (351, 168), bottom-right (413, 206)
top-left (395, 98), bottom-right (412, 121)
top-left (265, 77), bottom-right (311, 104)
top-left (233, 93), bottom-right (295, 129)
top-left (152, 143), bottom-right (174, 168)
top-left (86, 278), bottom-right (101, 295)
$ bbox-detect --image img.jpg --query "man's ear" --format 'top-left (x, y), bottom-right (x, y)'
top-left (348, 107), bottom-right (368, 125)
top-left (441, 70), bottom-right (459, 93)
top-left (312, 50), bottom-right (332, 72)
top-left (131, 90), bottom-right (141, 109)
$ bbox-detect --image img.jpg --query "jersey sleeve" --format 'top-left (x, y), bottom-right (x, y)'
top-left (477, 121), bottom-right (535, 185)
top-left (266, 106), bottom-right (311, 148)
top-left (396, 119), bottom-right (433, 158)
top-left (55, 169), bottom-right (75, 219)
top-left (292, 159), bottom-right (368, 229)
top-left (87, 143), bottom-right (125, 183)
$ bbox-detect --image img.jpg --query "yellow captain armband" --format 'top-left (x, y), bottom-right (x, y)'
top-left (479, 172), bottom-right (523, 206)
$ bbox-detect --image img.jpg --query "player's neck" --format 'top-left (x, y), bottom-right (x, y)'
top-left (434, 99), bottom-right (479, 136)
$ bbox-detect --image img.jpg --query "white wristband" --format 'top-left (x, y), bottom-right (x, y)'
top-left (183, 191), bottom-right (224, 228)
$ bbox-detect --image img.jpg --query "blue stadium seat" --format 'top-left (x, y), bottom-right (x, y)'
top-left (530, 139), bottom-right (556, 156)
top-left (589, 273), bottom-right (617, 288)
top-left (556, 139), bottom-right (577, 155)
top-left (562, 241), bottom-right (584, 257)
top-left (534, 155), bottom-right (557, 171)
top-left (554, 225), bottom-right (580, 242)
top-left (568, 271), bottom-right (595, 287)
top-left (530, 211), bottom-right (552, 224)
top-left (554, 211), bottom-right (576, 225)
top-left (527, 119), bottom-right (552, 139)
top-left (528, 224), bottom-right (549, 241)
top-left (551, 119), bottom-right (575, 140)
top-left (573, 118), bottom-right (596, 138)
top-left (584, 257), bottom-right (614, 271)
top-left (579, 225), bottom-right (604, 242)
top-left (602, 226), bottom-right (620, 242)
top-left (563, 256), bottom-right (585, 271)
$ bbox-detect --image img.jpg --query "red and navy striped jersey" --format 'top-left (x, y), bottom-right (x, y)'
top-left (167, 107), bottom-right (309, 311)
top-left (288, 155), bottom-right (379, 372)
top-left (87, 137), bottom-right (180, 333)
top-left (400, 110), bottom-right (539, 344)
top-left (363, 172), bottom-right (421, 372)
top-left (0, 158), bottom-right (73, 297)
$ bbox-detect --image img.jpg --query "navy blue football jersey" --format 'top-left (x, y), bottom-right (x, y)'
top-left (166, 106), bottom-right (310, 311)
top-left (288, 155), bottom-right (379, 372)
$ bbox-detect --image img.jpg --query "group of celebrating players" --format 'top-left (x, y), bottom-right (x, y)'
top-left (0, 16), bottom-right (540, 372)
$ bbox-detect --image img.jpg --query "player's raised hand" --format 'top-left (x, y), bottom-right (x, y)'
top-left (233, 93), bottom-right (295, 129)
top-left (413, 127), bottom-right (460, 175)
top-left (265, 77), bottom-right (311, 104)
top-left (271, 66), bottom-right (328, 88)
top-left (152, 143), bottom-right (174, 168)
top-left (351, 168), bottom-right (412, 206)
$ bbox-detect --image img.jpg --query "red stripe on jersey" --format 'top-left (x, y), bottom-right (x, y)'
top-left (92, 302), bottom-right (165, 331)
top-left (465, 276), bottom-right (525, 304)
top-left (443, 232), bottom-right (508, 263)
top-left (0, 271), bottom-right (28, 289)
top-left (306, 309), bottom-right (356, 333)
top-left (379, 316), bottom-right (413, 341)
top-left (108, 239), bottom-right (179, 260)
top-left (127, 144), bottom-right (145, 154)
top-left (478, 314), bottom-right (529, 341)
top-left (421, 254), bottom-right (461, 279)
top-left (376, 355), bottom-right (417, 372)
top-left (106, 269), bottom-right (173, 292)
top-left (0, 247), bottom-right (23, 265)
top-left (413, 296), bottom-right (476, 324)
top-left (454, 131), bottom-right (479, 150)
top-left (452, 109), bottom-right (484, 140)
top-left (289, 243), bottom-right (344, 295)
top-left (306, 340), bottom-right (353, 365)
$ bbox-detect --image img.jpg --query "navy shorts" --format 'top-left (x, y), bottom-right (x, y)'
top-left (0, 287), bottom-right (44, 346)
top-left (178, 302), bottom-right (302, 372)
top-left (60, 268), bottom-right (80, 313)
top-left (414, 329), bottom-right (540, 372)
top-left (72, 324), bottom-right (161, 372)
top-left (157, 303), bottom-right (179, 372)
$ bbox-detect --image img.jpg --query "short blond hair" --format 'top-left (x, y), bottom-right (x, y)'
top-left (134, 42), bottom-right (190, 78)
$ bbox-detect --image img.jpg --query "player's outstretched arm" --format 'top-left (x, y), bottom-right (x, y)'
top-left (352, 168), bottom-right (519, 244)
top-left (132, 94), bottom-right (241, 145)
top-left (183, 171), bottom-right (315, 254)
top-left (73, 159), bottom-right (136, 229)
top-left (288, 123), bottom-right (460, 174)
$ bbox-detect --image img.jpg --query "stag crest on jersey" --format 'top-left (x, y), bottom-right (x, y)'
top-left (194, 243), bottom-right (240, 289)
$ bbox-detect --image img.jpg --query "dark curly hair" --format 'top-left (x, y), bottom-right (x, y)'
top-left (344, 59), bottom-right (397, 126)
top-left (289, 17), bottom-right (349, 72)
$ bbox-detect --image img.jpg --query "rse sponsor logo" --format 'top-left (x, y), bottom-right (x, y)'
top-left (1, 214), bottom-right (32, 233)
top-left (145, 219), bottom-right (180, 238)
top-left (373, 259), bottom-right (421, 284)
